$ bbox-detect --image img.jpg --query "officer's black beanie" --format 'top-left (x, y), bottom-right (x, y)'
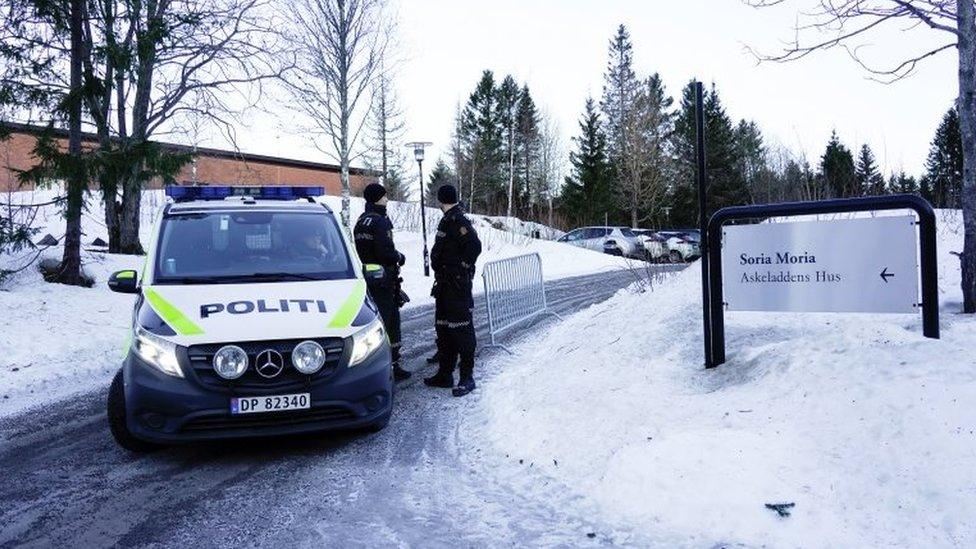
top-left (437, 184), bottom-right (458, 205)
top-left (363, 183), bottom-right (387, 204)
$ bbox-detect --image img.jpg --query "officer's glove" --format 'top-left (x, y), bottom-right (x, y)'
top-left (397, 252), bottom-right (406, 266)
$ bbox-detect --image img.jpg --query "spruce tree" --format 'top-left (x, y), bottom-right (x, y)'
top-left (561, 98), bottom-right (612, 226)
top-left (601, 24), bottom-right (639, 179)
top-left (890, 171), bottom-right (919, 195)
top-left (670, 81), bottom-right (748, 227)
top-left (515, 85), bottom-right (540, 218)
top-left (461, 70), bottom-right (504, 212)
top-left (616, 73), bottom-right (674, 228)
top-left (923, 107), bottom-right (963, 208)
top-left (820, 131), bottom-right (856, 198)
top-left (496, 75), bottom-right (520, 218)
top-left (426, 159), bottom-right (457, 206)
top-left (855, 144), bottom-right (885, 196)
top-left (734, 120), bottom-right (766, 201)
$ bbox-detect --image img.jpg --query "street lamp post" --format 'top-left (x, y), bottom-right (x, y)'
top-left (406, 141), bottom-right (433, 277)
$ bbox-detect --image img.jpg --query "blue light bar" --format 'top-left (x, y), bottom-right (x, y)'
top-left (165, 185), bottom-right (325, 202)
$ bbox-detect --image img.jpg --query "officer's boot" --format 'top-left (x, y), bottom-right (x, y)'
top-left (391, 346), bottom-right (411, 381)
top-left (424, 349), bottom-right (455, 388)
top-left (452, 354), bottom-right (476, 397)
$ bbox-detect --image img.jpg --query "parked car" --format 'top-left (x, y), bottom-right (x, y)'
top-left (631, 229), bottom-right (668, 261)
top-left (557, 226), bottom-right (644, 258)
top-left (658, 230), bottom-right (701, 262)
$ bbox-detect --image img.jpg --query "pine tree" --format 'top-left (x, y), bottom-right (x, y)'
top-left (855, 144), bottom-right (885, 196)
top-left (561, 98), bottom-right (612, 225)
top-left (820, 131), bottom-right (856, 198)
top-left (923, 107), bottom-right (963, 208)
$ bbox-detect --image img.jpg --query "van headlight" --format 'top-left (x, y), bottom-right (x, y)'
top-left (349, 318), bottom-right (386, 367)
top-left (292, 340), bottom-right (326, 374)
top-left (133, 325), bottom-right (183, 378)
top-left (213, 345), bottom-right (248, 380)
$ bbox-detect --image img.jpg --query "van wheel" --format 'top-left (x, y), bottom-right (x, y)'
top-left (107, 370), bottom-right (161, 453)
top-left (669, 250), bottom-right (682, 263)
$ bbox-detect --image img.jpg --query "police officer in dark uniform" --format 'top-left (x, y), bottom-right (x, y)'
top-left (354, 183), bottom-right (411, 382)
top-left (424, 184), bottom-right (482, 397)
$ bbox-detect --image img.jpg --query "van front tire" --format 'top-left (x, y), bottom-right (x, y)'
top-left (107, 369), bottom-right (161, 453)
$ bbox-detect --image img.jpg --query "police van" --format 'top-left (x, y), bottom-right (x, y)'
top-left (106, 186), bottom-right (394, 451)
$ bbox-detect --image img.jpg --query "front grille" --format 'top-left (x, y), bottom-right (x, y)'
top-left (180, 406), bottom-right (356, 432)
top-left (187, 337), bottom-right (346, 391)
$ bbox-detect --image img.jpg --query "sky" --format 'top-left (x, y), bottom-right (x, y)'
top-left (229, 0), bottom-right (957, 192)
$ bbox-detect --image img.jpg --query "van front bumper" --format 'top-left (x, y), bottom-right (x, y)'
top-left (122, 344), bottom-right (393, 444)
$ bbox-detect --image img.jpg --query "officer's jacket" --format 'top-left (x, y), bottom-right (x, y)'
top-left (431, 205), bottom-right (482, 297)
top-left (354, 204), bottom-right (401, 278)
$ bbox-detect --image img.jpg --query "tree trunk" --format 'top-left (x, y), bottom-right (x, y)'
top-left (340, 161), bottom-right (351, 230)
top-left (57, 0), bottom-right (86, 286)
top-left (103, 182), bottom-right (121, 253)
top-left (959, 0), bottom-right (976, 312)
top-left (119, 167), bottom-right (145, 255)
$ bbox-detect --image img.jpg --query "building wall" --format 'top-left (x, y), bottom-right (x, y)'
top-left (0, 130), bottom-right (375, 194)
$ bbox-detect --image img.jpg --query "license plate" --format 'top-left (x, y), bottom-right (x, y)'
top-left (230, 393), bottom-right (310, 415)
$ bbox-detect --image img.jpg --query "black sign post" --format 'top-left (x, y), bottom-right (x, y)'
top-left (704, 194), bottom-right (940, 368)
top-left (695, 81), bottom-right (714, 369)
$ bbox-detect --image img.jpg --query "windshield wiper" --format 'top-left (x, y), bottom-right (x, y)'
top-left (242, 272), bottom-right (326, 282)
top-left (157, 276), bottom-right (230, 285)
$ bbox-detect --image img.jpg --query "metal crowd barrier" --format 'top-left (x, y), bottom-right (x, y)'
top-left (481, 253), bottom-right (561, 353)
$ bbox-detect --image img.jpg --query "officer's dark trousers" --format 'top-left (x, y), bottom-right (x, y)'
top-left (434, 297), bottom-right (476, 381)
top-left (369, 283), bottom-right (401, 365)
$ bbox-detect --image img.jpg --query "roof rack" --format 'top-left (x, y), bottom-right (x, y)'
top-left (165, 185), bottom-right (325, 202)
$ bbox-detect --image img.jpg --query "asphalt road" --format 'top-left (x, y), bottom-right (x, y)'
top-left (0, 265), bottom-right (683, 548)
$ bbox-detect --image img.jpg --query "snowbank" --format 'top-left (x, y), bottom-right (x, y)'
top-left (479, 209), bottom-right (976, 547)
top-left (0, 188), bottom-right (626, 417)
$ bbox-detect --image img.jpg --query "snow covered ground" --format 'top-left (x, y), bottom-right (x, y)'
top-left (0, 187), bottom-right (626, 417)
top-left (475, 209), bottom-right (976, 547)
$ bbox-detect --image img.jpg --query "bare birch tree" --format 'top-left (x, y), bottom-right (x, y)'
top-left (85, 0), bottom-right (288, 254)
top-left (286, 0), bottom-right (391, 229)
top-left (537, 109), bottom-right (564, 229)
top-left (746, 0), bottom-right (976, 311)
top-left (366, 63), bottom-right (410, 201)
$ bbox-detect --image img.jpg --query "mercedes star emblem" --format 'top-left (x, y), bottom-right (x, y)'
top-left (255, 349), bottom-right (285, 378)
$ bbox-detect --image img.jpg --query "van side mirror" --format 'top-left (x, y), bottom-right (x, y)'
top-left (108, 270), bottom-right (139, 294)
top-left (362, 264), bottom-right (385, 281)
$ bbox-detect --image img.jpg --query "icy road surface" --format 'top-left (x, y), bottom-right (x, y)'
top-left (0, 266), bottom-right (683, 548)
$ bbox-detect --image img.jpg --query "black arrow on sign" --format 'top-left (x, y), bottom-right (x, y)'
top-left (880, 268), bottom-right (895, 283)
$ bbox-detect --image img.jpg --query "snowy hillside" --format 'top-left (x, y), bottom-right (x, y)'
top-left (475, 209), bottom-right (975, 547)
top-left (0, 188), bottom-right (627, 417)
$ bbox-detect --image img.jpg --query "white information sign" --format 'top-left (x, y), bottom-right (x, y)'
top-left (722, 216), bottom-right (919, 313)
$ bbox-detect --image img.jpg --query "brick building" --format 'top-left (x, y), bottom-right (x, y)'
top-left (1, 123), bottom-right (378, 194)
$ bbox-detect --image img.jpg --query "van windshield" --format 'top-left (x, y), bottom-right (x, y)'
top-left (153, 210), bottom-right (355, 284)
